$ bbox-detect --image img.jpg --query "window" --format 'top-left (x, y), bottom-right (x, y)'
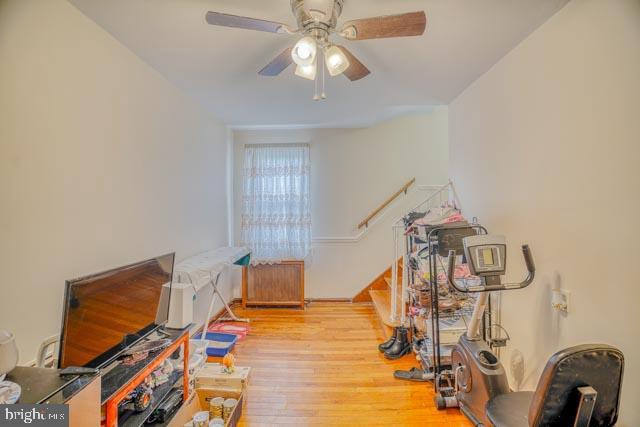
top-left (241, 144), bottom-right (311, 263)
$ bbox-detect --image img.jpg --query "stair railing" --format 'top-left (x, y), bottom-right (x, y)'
top-left (313, 179), bottom-right (435, 245)
top-left (357, 178), bottom-right (416, 230)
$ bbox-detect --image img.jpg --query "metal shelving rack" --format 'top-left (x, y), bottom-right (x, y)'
top-left (404, 222), bottom-right (495, 390)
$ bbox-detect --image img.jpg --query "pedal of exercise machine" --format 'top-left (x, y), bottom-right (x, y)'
top-left (434, 371), bottom-right (459, 410)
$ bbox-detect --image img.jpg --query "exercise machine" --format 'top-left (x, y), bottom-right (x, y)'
top-left (441, 235), bottom-right (533, 425)
top-left (443, 236), bottom-right (625, 427)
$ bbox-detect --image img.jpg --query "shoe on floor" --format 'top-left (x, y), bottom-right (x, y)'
top-left (384, 344), bottom-right (411, 360)
top-left (394, 367), bottom-right (429, 382)
top-left (378, 327), bottom-right (399, 352)
top-left (384, 327), bottom-right (410, 360)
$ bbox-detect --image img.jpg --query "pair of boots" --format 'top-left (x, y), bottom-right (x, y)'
top-left (378, 327), bottom-right (411, 359)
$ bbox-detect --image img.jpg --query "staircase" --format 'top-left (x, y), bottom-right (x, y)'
top-left (353, 260), bottom-right (403, 338)
top-left (350, 181), bottom-right (457, 339)
top-left (369, 285), bottom-right (403, 338)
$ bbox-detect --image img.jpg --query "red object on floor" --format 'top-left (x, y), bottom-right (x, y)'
top-left (208, 322), bottom-right (250, 340)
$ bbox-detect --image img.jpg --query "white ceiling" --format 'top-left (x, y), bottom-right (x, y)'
top-left (68, 0), bottom-right (569, 128)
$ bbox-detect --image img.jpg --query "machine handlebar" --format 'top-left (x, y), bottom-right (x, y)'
top-left (522, 244), bottom-right (535, 275)
top-left (446, 245), bottom-right (535, 293)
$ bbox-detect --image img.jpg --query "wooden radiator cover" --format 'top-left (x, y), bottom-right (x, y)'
top-left (242, 260), bottom-right (305, 308)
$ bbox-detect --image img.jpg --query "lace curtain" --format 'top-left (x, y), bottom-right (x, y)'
top-left (241, 144), bottom-right (311, 264)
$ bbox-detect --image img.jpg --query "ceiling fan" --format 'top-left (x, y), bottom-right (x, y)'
top-left (205, 0), bottom-right (427, 99)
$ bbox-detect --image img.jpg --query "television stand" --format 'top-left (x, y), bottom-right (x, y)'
top-left (154, 328), bottom-right (172, 338)
top-left (122, 333), bottom-right (140, 347)
top-left (101, 327), bottom-right (190, 427)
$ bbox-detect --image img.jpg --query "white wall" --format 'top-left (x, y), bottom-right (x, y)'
top-left (449, 0), bottom-right (640, 424)
top-left (0, 0), bottom-right (229, 363)
top-left (233, 110), bottom-right (449, 298)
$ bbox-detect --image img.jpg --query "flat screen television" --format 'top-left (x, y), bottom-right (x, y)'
top-left (58, 253), bottom-right (175, 369)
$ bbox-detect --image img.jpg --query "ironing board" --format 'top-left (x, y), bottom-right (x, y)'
top-left (173, 247), bottom-right (251, 328)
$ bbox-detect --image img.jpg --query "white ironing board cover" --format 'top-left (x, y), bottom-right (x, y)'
top-left (173, 247), bottom-right (249, 291)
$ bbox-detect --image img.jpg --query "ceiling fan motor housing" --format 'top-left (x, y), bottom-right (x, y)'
top-left (291, 0), bottom-right (344, 38)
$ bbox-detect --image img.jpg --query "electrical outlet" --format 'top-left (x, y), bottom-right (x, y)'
top-left (510, 350), bottom-right (525, 391)
top-left (551, 289), bottom-right (571, 313)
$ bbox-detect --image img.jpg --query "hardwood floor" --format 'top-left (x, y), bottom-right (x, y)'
top-left (227, 302), bottom-right (471, 426)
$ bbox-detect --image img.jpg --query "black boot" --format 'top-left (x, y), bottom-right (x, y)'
top-left (378, 327), bottom-right (399, 352)
top-left (384, 327), bottom-right (411, 360)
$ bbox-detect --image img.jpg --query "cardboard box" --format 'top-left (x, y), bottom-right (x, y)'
top-left (194, 363), bottom-right (250, 391)
top-left (168, 388), bottom-right (244, 427)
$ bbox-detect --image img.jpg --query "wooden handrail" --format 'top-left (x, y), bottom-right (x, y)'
top-left (358, 178), bottom-right (416, 229)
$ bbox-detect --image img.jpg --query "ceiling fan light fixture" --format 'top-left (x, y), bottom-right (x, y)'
top-left (324, 45), bottom-right (350, 76)
top-left (206, 4), bottom-right (426, 93)
top-left (295, 61), bottom-right (317, 81)
top-left (291, 36), bottom-right (317, 66)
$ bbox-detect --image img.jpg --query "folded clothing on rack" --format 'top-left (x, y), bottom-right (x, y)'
top-left (404, 208), bottom-right (468, 243)
top-left (414, 255), bottom-right (481, 289)
top-left (412, 207), bottom-right (464, 227)
top-left (403, 211), bottom-right (427, 227)
top-left (437, 263), bottom-right (473, 282)
top-left (404, 206), bottom-right (463, 228)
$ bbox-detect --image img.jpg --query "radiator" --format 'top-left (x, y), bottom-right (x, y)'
top-left (242, 260), bottom-right (305, 308)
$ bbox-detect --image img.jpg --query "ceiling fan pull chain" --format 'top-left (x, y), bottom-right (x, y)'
top-left (313, 60), bottom-right (320, 100)
top-left (321, 49), bottom-right (327, 100)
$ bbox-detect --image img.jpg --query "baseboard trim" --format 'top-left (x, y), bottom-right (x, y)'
top-left (305, 298), bottom-right (353, 303)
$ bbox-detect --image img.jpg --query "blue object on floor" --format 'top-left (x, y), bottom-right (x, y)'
top-left (192, 332), bottom-right (237, 357)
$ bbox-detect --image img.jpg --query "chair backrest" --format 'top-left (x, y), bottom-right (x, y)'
top-left (529, 344), bottom-right (624, 427)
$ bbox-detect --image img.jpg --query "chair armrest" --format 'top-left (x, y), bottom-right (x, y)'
top-left (573, 386), bottom-right (597, 427)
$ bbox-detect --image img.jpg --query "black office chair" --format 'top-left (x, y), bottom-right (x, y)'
top-left (486, 344), bottom-right (624, 427)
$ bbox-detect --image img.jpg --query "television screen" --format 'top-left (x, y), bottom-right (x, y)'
top-left (58, 253), bottom-right (174, 368)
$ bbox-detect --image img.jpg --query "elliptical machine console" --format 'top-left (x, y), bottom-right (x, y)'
top-left (442, 235), bottom-right (535, 426)
top-left (464, 235), bottom-right (506, 278)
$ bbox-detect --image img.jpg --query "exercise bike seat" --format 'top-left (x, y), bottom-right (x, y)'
top-left (486, 391), bottom-right (534, 427)
top-left (486, 344), bottom-right (624, 427)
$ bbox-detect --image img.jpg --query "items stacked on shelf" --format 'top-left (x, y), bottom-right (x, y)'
top-left (169, 362), bottom-right (250, 427)
top-left (100, 328), bottom-right (190, 427)
top-left (400, 206), bottom-right (494, 387)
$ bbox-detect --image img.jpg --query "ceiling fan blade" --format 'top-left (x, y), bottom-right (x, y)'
top-left (339, 11), bottom-right (426, 40)
top-left (259, 47), bottom-right (294, 76)
top-left (205, 11), bottom-right (292, 34)
top-left (338, 46), bottom-right (371, 81)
